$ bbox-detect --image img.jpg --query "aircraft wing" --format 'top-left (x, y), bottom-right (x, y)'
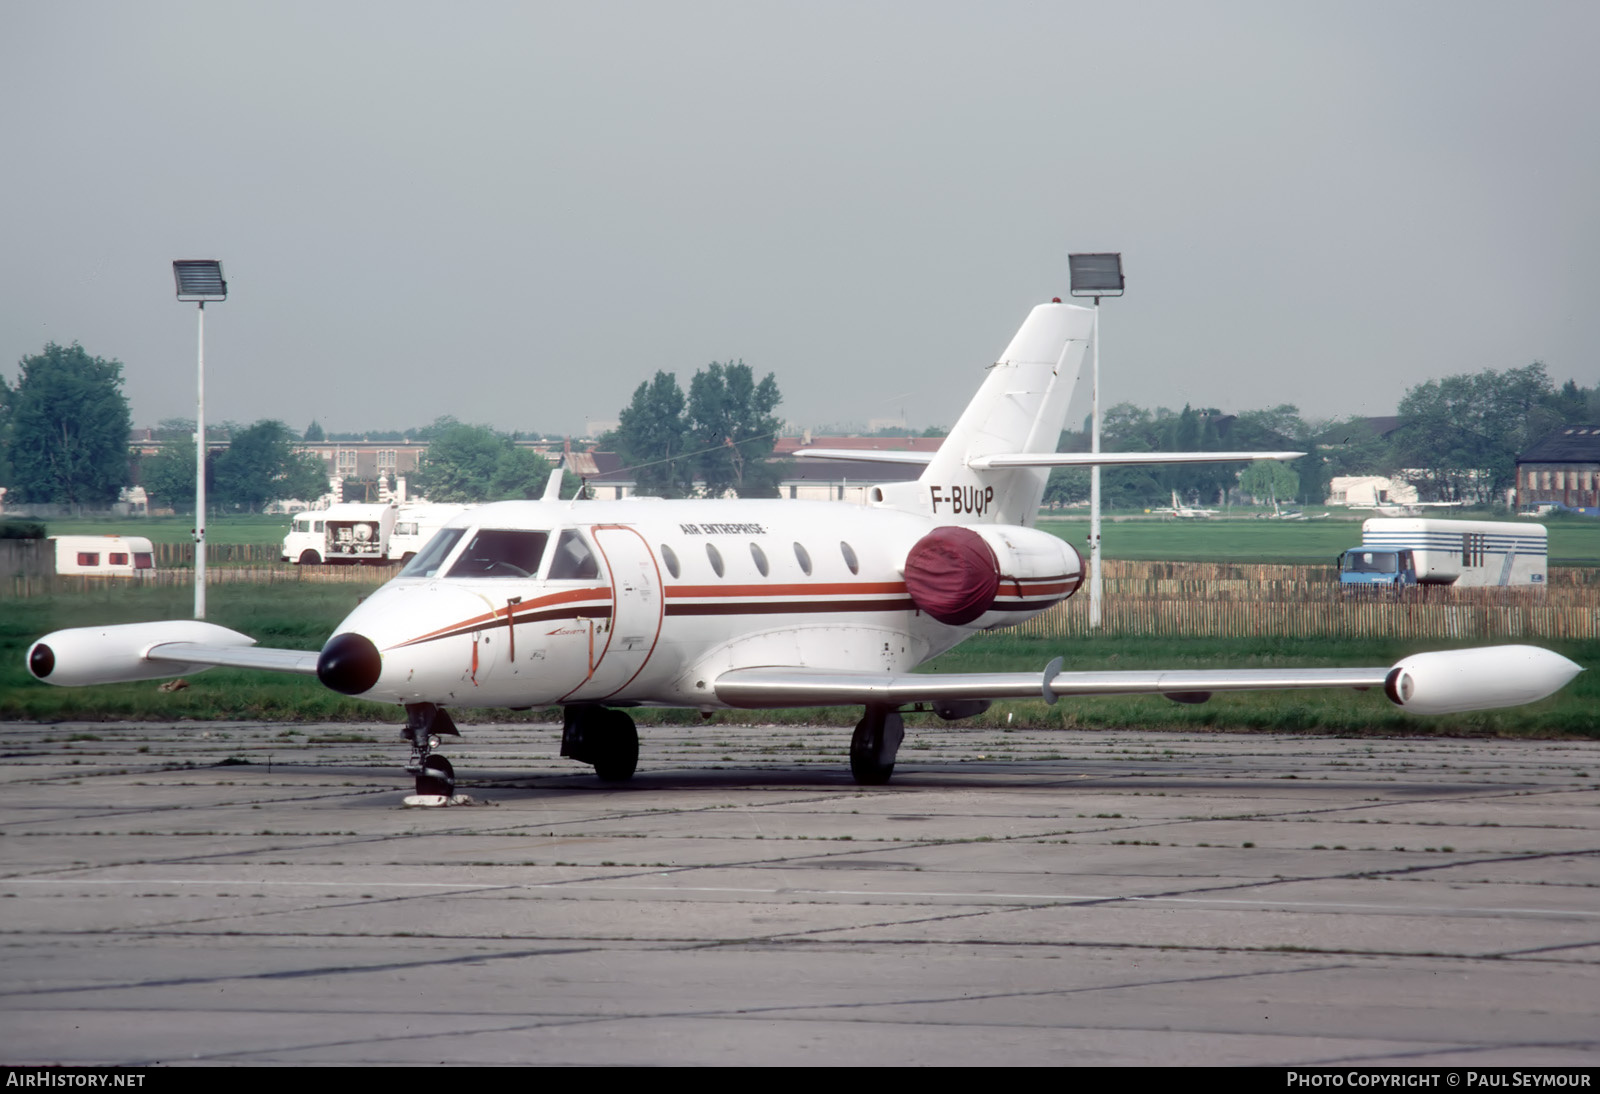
top-left (715, 645), bottom-right (1581, 717)
top-left (27, 620), bottom-right (319, 687)
top-left (715, 665), bottom-right (1387, 705)
top-left (146, 643), bottom-right (320, 675)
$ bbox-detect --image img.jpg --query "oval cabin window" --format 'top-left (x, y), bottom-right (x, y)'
top-left (750, 542), bottom-right (769, 577)
top-left (793, 542), bottom-right (812, 576)
top-left (660, 544), bottom-right (681, 579)
top-left (706, 542), bottom-right (725, 577)
top-left (840, 541), bottom-right (859, 575)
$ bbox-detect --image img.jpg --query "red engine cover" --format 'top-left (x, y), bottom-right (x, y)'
top-left (903, 526), bottom-right (1001, 625)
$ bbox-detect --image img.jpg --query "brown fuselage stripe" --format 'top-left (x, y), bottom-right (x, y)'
top-left (383, 577), bottom-right (1076, 650)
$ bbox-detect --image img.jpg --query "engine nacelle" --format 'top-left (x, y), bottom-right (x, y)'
top-left (27, 621), bottom-right (257, 687)
top-left (1384, 645), bottom-right (1582, 715)
top-left (903, 524), bottom-right (1083, 629)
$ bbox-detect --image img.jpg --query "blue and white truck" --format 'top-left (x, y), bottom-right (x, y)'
top-left (1337, 518), bottom-right (1548, 589)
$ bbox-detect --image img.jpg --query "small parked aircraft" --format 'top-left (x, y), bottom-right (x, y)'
top-left (26, 300), bottom-right (1582, 801)
top-left (1150, 491), bottom-right (1219, 519)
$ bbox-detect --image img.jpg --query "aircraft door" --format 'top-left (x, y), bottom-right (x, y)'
top-left (561, 525), bottom-right (663, 702)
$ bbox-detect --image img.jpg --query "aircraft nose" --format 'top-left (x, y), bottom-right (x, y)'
top-left (318, 632), bottom-right (383, 695)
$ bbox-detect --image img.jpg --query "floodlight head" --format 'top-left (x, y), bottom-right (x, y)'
top-left (1068, 253), bottom-right (1124, 298)
top-left (173, 260), bottom-right (227, 302)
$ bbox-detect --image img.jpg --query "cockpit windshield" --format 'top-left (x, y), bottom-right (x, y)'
top-left (446, 529), bottom-right (550, 578)
top-left (1343, 550), bottom-right (1399, 574)
top-left (398, 527), bottom-right (465, 578)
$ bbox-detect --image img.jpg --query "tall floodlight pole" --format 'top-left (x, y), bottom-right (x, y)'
top-left (1068, 253), bottom-right (1124, 631)
top-left (173, 261), bottom-right (227, 619)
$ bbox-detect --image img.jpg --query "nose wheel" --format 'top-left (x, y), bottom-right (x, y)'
top-left (415, 754), bottom-right (455, 798)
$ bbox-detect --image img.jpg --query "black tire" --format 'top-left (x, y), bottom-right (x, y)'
top-left (850, 720), bottom-right (895, 786)
top-left (593, 710), bottom-right (639, 782)
top-left (298, 549), bottom-right (321, 565)
top-left (415, 754), bottom-right (455, 798)
top-left (850, 750), bottom-right (894, 786)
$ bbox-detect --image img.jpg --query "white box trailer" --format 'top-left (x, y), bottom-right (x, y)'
top-left (53, 535), bottom-right (155, 576)
top-left (388, 503), bottom-right (473, 564)
top-left (282, 503), bottom-right (397, 564)
top-left (1347, 518), bottom-right (1548, 587)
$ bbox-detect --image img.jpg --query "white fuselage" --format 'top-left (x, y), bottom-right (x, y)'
top-left (333, 496), bottom-right (1079, 710)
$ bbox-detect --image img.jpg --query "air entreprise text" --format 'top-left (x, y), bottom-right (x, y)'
top-left (1288, 1076), bottom-right (1590, 1089)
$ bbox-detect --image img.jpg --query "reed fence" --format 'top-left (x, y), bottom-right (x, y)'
top-left (7, 564), bottom-right (391, 597)
top-left (1011, 562), bottom-right (1600, 640)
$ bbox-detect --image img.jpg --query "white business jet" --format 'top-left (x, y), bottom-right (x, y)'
top-left (26, 301), bottom-right (1581, 801)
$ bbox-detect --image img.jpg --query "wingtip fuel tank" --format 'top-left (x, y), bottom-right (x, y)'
top-left (1384, 645), bottom-right (1583, 715)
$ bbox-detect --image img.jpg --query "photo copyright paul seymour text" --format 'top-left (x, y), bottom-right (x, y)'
top-left (1288, 1075), bottom-right (1591, 1089)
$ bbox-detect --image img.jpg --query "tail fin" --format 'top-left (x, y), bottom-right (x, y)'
top-left (914, 300), bottom-right (1095, 526)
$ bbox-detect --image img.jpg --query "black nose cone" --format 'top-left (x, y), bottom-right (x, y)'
top-left (318, 632), bottom-right (382, 695)
top-left (28, 643), bottom-right (55, 680)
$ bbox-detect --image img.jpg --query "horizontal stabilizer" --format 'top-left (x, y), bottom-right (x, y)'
top-left (966, 450), bottom-right (1304, 470)
top-left (794, 449), bottom-right (935, 465)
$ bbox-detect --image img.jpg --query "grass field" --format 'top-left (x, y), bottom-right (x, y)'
top-left (4, 582), bottom-right (1593, 737)
top-left (35, 514), bottom-right (295, 546)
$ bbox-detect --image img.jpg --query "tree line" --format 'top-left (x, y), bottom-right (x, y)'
top-left (1043, 367), bottom-right (1598, 510)
top-left (602, 361), bottom-right (783, 498)
top-left (1, 338), bottom-right (1591, 514)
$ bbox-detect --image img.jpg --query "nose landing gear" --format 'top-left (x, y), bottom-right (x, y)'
top-left (403, 702), bottom-right (461, 803)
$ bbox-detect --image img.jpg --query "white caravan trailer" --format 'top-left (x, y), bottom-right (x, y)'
top-left (53, 536), bottom-right (155, 576)
top-left (1345, 518), bottom-right (1548, 587)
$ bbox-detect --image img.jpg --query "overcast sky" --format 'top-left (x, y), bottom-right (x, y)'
top-left (3, 1), bottom-right (1596, 439)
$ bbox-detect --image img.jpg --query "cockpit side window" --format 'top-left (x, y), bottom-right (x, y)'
top-left (446, 529), bottom-right (549, 578)
top-left (548, 529), bottom-right (600, 580)
top-left (399, 527), bottom-right (466, 578)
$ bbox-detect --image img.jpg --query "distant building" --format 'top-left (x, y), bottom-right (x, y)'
top-left (778, 457), bottom-right (922, 503)
top-left (1516, 425), bottom-right (1600, 513)
top-left (114, 486), bottom-right (148, 517)
top-left (1326, 475), bottom-right (1418, 508)
top-left (296, 440), bottom-right (430, 482)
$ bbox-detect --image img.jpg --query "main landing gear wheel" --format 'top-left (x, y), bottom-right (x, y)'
top-left (850, 706), bottom-right (905, 786)
top-left (561, 706), bottom-right (639, 782)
